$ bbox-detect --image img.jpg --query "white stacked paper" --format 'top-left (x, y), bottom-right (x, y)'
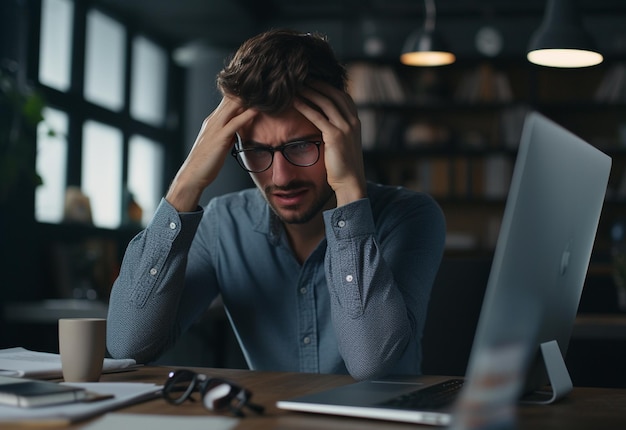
top-left (0, 382), bottom-right (161, 424)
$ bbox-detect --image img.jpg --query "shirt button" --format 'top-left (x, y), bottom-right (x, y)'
top-left (169, 222), bottom-right (177, 230)
top-left (346, 275), bottom-right (354, 282)
top-left (300, 287), bottom-right (307, 295)
top-left (337, 220), bottom-right (346, 228)
top-left (303, 336), bottom-right (311, 345)
top-left (149, 268), bottom-right (158, 276)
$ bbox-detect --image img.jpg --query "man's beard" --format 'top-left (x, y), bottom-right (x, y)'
top-left (264, 181), bottom-right (335, 224)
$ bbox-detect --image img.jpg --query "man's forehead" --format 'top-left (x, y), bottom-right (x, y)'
top-left (239, 109), bottom-right (320, 144)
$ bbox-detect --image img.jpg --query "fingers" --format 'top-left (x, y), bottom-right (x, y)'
top-left (202, 96), bottom-right (257, 144)
top-left (294, 82), bottom-right (359, 136)
top-left (294, 82), bottom-right (367, 204)
top-left (306, 81), bottom-right (358, 116)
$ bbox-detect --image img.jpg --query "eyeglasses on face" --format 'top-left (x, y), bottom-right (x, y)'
top-left (231, 132), bottom-right (322, 173)
top-left (162, 369), bottom-right (265, 417)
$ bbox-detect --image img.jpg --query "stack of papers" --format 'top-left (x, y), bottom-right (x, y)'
top-left (0, 382), bottom-right (162, 424)
top-left (0, 347), bottom-right (137, 379)
top-left (0, 348), bottom-right (155, 424)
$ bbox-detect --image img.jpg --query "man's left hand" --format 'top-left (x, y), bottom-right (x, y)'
top-left (294, 81), bottom-right (367, 206)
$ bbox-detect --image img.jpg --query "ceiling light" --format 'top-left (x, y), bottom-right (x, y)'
top-left (527, 0), bottom-right (603, 68)
top-left (400, 0), bottom-right (455, 67)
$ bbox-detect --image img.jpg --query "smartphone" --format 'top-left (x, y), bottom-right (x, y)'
top-left (0, 375), bottom-right (86, 408)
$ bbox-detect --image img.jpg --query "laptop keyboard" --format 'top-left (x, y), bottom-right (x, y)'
top-left (377, 378), bottom-right (464, 410)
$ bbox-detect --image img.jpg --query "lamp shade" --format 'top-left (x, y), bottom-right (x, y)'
top-left (400, 29), bottom-right (456, 67)
top-left (400, 0), bottom-right (455, 67)
top-left (527, 0), bottom-right (602, 68)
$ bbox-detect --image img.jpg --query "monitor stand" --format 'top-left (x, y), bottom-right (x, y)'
top-left (520, 340), bottom-right (573, 405)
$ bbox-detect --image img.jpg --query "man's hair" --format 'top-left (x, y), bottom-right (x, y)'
top-left (217, 29), bottom-right (347, 113)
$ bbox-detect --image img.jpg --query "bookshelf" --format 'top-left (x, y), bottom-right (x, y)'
top-left (349, 59), bottom-right (626, 257)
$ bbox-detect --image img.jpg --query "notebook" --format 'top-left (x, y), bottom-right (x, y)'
top-left (0, 376), bottom-right (86, 408)
top-left (276, 111), bottom-right (612, 426)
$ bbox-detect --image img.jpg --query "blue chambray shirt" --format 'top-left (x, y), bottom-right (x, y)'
top-left (107, 182), bottom-right (445, 380)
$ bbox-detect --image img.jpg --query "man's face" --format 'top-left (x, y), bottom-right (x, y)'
top-left (239, 108), bottom-right (335, 224)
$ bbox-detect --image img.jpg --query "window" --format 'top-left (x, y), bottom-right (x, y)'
top-left (128, 135), bottom-right (165, 225)
top-left (84, 9), bottom-right (126, 111)
top-left (131, 37), bottom-right (167, 126)
top-left (82, 120), bottom-right (123, 228)
top-left (35, 0), bottom-right (178, 229)
top-left (38, 0), bottom-right (73, 91)
top-left (36, 108), bottom-right (68, 223)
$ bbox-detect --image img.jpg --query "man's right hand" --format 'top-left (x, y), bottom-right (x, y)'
top-left (165, 97), bottom-right (257, 212)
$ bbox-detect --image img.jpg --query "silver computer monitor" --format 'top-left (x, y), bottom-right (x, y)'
top-left (276, 112), bottom-right (611, 427)
top-left (465, 111), bottom-right (612, 405)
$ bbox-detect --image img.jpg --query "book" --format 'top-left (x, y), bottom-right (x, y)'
top-left (0, 376), bottom-right (86, 407)
top-left (0, 382), bottom-right (161, 424)
top-left (0, 348), bottom-right (137, 379)
top-left (454, 64), bottom-right (513, 103)
top-left (346, 62), bottom-right (405, 104)
top-left (483, 155), bottom-right (512, 199)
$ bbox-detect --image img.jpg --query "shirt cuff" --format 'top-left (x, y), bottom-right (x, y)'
top-left (323, 198), bottom-right (375, 241)
top-left (147, 198), bottom-right (203, 242)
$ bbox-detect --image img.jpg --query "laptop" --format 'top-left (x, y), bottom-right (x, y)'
top-left (276, 111), bottom-right (612, 426)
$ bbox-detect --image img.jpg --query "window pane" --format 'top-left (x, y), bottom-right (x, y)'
top-left (128, 135), bottom-right (164, 226)
top-left (131, 36), bottom-right (168, 126)
top-left (84, 9), bottom-right (125, 111)
top-left (35, 108), bottom-right (68, 223)
top-left (38, 0), bottom-right (74, 91)
top-left (82, 121), bottom-right (123, 228)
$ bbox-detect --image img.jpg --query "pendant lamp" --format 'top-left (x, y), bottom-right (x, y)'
top-left (400, 0), bottom-right (455, 67)
top-left (527, 0), bottom-right (602, 68)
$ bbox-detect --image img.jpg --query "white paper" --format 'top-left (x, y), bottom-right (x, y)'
top-left (0, 347), bottom-right (137, 379)
top-left (82, 413), bottom-right (238, 430)
top-left (0, 382), bottom-right (161, 423)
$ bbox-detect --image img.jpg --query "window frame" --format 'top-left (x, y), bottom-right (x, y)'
top-left (29, 0), bottom-right (183, 230)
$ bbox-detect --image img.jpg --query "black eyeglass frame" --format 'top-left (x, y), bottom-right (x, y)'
top-left (230, 132), bottom-right (323, 173)
top-left (162, 369), bottom-right (265, 417)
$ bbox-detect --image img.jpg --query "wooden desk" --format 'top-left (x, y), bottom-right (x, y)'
top-left (15, 366), bottom-right (626, 429)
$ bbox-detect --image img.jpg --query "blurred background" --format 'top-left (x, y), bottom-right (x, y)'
top-left (2, 0), bottom-right (626, 387)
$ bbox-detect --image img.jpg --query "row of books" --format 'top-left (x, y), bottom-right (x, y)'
top-left (347, 62), bottom-right (514, 105)
top-left (349, 61), bottom-right (626, 105)
top-left (359, 104), bottom-right (529, 151)
top-left (369, 153), bottom-right (626, 202)
top-left (453, 63), bottom-right (514, 103)
top-left (347, 62), bottom-right (406, 104)
top-left (371, 156), bottom-right (513, 200)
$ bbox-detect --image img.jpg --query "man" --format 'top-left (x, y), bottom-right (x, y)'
top-left (107, 29), bottom-right (445, 381)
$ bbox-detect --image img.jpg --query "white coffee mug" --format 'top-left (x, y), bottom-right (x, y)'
top-left (58, 318), bottom-right (106, 382)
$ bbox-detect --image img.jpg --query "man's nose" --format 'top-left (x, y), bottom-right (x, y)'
top-left (271, 151), bottom-right (297, 185)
